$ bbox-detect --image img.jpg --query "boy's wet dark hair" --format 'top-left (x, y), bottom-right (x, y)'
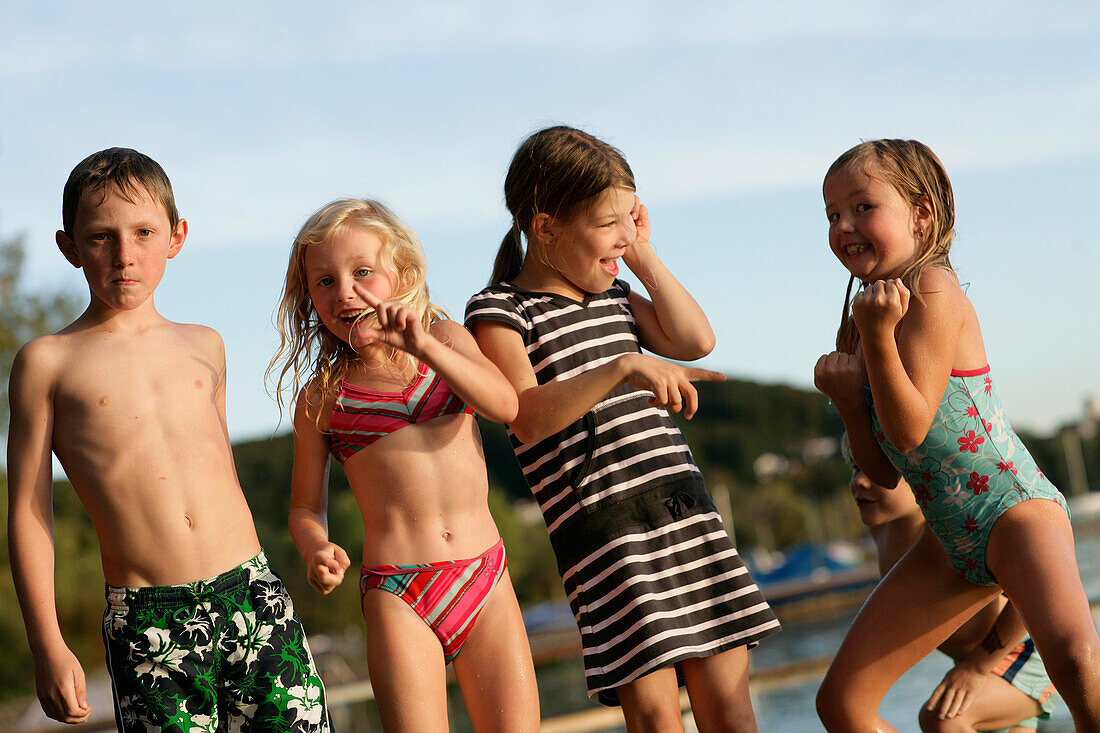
top-left (62, 147), bottom-right (179, 237)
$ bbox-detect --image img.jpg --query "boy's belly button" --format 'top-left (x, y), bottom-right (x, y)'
top-left (184, 515), bottom-right (192, 528)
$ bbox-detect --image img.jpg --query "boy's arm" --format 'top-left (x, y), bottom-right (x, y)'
top-left (287, 389), bottom-right (349, 595)
top-left (6, 342), bottom-right (91, 723)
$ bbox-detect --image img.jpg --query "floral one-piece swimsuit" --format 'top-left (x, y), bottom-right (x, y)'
top-left (868, 366), bottom-right (1069, 585)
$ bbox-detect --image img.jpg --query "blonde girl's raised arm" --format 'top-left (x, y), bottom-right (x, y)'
top-left (419, 320), bottom-right (518, 424)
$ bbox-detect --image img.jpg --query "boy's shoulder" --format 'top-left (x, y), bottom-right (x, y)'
top-left (10, 333), bottom-right (70, 389)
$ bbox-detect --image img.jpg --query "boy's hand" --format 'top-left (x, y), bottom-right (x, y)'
top-left (618, 353), bottom-right (725, 420)
top-left (35, 646), bottom-right (91, 724)
top-left (852, 278), bottom-right (910, 338)
top-left (814, 350), bottom-right (865, 407)
top-left (352, 290), bottom-right (430, 356)
top-left (307, 542), bottom-right (351, 595)
top-left (926, 663), bottom-right (987, 720)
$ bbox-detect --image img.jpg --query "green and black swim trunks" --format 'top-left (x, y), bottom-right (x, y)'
top-left (102, 551), bottom-right (330, 732)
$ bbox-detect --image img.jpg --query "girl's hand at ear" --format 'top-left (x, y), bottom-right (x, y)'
top-left (351, 290), bottom-right (430, 356)
top-left (630, 195), bottom-right (651, 245)
top-left (852, 278), bottom-right (910, 340)
top-left (306, 542), bottom-right (350, 595)
top-left (623, 196), bottom-right (656, 282)
top-left (618, 353), bottom-right (725, 419)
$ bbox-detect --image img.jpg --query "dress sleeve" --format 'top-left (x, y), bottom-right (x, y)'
top-left (464, 286), bottom-right (526, 334)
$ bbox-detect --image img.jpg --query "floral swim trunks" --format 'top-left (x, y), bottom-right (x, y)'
top-left (102, 551), bottom-right (330, 732)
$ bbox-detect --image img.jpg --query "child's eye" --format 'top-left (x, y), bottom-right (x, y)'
top-left (355, 268), bottom-right (373, 277)
top-left (317, 276), bottom-right (334, 287)
top-left (827, 213), bottom-right (840, 224)
top-left (856, 203), bottom-right (872, 213)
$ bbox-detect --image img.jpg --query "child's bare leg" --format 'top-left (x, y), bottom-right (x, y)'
top-left (617, 666), bottom-right (685, 733)
top-left (817, 528), bottom-right (1000, 732)
top-left (362, 590), bottom-right (449, 732)
top-left (680, 647), bottom-right (757, 733)
top-left (987, 499), bottom-right (1100, 731)
top-left (451, 570), bottom-right (540, 732)
top-left (917, 674), bottom-right (1041, 732)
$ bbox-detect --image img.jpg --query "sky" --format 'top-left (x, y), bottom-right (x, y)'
top-left (1, 1), bottom-right (1098, 444)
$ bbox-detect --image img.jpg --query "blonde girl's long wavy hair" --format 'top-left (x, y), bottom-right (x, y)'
top-left (267, 199), bottom-right (449, 424)
top-left (825, 139), bottom-right (957, 354)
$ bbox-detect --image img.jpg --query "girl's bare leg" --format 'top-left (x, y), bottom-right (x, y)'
top-left (451, 570), bottom-right (540, 732)
top-left (362, 589), bottom-right (450, 732)
top-left (987, 498), bottom-right (1100, 732)
top-left (680, 646), bottom-right (758, 733)
top-left (618, 666), bottom-right (686, 733)
top-left (817, 527), bottom-right (1000, 732)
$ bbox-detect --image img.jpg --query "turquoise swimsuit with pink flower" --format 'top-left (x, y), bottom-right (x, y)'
top-left (867, 366), bottom-right (1069, 586)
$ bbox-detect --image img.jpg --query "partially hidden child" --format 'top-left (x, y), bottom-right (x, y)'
top-left (6, 148), bottom-right (330, 731)
top-left (845, 442), bottom-right (1058, 732)
top-left (466, 125), bottom-right (780, 732)
top-left (269, 199), bottom-right (539, 731)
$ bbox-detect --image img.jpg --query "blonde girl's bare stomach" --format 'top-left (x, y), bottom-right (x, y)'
top-left (349, 459), bottom-right (502, 567)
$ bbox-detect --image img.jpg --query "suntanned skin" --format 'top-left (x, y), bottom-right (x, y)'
top-left (7, 184), bottom-right (260, 724)
top-left (287, 226), bottom-right (538, 732)
top-left (851, 470), bottom-right (1038, 732)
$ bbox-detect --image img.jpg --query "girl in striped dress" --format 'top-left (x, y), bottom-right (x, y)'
top-left (270, 199), bottom-right (539, 731)
top-left (466, 126), bottom-right (780, 730)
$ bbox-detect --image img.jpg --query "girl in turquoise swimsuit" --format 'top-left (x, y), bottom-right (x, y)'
top-left (813, 140), bottom-right (1100, 732)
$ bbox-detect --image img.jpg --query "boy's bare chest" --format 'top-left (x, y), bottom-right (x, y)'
top-left (54, 337), bottom-right (218, 428)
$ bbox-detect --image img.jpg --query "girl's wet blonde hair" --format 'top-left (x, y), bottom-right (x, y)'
top-left (268, 198), bottom-right (448, 420)
top-left (825, 139), bottom-right (956, 353)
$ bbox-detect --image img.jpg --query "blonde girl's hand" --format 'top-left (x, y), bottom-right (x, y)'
top-left (814, 350), bottom-right (866, 407)
top-left (619, 353), bottom-right (725, 419)
top-left (852, 278), bottom-right (910, 339)
top-left (352, 289), bottom-right (430, 356)
top-left (926, 663), bottom-right (988, 720)
top-left (306, 542), bottom-right (351, 595)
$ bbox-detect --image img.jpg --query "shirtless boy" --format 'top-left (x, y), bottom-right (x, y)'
top-left (6, 148), bottom-right (330, 731)
top-left (848, 462), bottom-right (1059, 732)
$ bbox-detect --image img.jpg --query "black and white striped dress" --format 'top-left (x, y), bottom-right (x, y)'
top-left (466, 280), bottom-right (779, 705)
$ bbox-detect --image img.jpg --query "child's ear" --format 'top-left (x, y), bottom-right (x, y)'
top-left (167, 218), bottom-right (188, 259)
top-left (531, 213), bottom-right (555, 247)
top-left (56, 230), bottom-right (82, 268)
top-left (913, 197), bottom-right (934, 236)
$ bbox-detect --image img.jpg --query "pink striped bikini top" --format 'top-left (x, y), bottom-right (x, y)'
top-left (328, 362), bottom-right (473, 464)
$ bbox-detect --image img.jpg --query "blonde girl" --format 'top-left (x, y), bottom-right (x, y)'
top-left (270, 199), bottom-right (539, 732)
top-left (466, 126), bottom-right (780, 732)
top-left (814, 140), bottom-right (1100, 731)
